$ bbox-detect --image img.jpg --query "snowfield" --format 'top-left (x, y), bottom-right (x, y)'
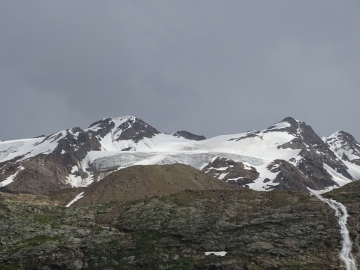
top-left (1, 116), bottom-right (360, 191)
top-left (82, 126), bottom-right (303, 191)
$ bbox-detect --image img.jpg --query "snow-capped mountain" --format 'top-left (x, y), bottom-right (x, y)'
top-left (323, 131), bottom-right (360, 180)
top-left (1, 116), bottom-right (359, 195)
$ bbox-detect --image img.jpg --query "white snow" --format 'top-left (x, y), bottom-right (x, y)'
top-left (268, 122), bottom-right (291, 130)
top-left (247, 162), bottom-right (280, 191)
top-left (0, 116), bottom-right (303, 191)
top-left (344, 161), bottom-right (360, 180)
top-left (204, 251), bottom-right (227, 257)
top-left (65, 191), bottom-right (84, 207)
top-left (65, 166), bottom-right (82, 187)
top-left (0, 131), bottom-right (66, 163)
top-left (309, 189), bottom-right (357, 270)
top-left (0, 166), bottom-right (25, 187)
top-left (82, 127), bottom-right (300, 191)
top-left (64, 164), bottom-right (93, 187)
top-left (325, 132), bottom-right (360, 161)
top-left (218, 172), bottom-right (229, 180)
top-left (309, 186), bottom-right (338, 195)
top-left (205, 166), bottom-right (228, 173)
top-left (323, 164), bottom-right (352, 187)
top-left (226, 177), bottom-right (243, 182)
top-left (3, 116), bottom-right (357, 193)
top-left (323, 132), bottom-right (360, 180)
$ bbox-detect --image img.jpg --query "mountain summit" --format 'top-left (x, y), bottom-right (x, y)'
top-left (1, 116), bottom-right (359, 195)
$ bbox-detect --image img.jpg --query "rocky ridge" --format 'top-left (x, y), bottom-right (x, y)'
top-left (172, 130), bottom-right (206, 141)
top-left (324, 131), bottom-right (360, 179)
top-left (1, 116), bottom-right (360, 195)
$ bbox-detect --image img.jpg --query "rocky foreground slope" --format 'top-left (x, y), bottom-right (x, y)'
top-left (1, 161), bottom-right (360, 269)
top-left (0, 188), bottom-right (344, 270)
top-left (1, 116), bottom-right (360, 195)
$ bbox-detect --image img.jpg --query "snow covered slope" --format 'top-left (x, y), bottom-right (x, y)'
top-left (323, 131), bottom-right (360, 180)
top-left (84, 121), bottom-right (302, 191)
top-left (1, 116), bottom-right (359, 194)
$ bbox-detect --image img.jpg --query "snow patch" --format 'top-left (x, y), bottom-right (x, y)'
top-left (204, 251), bottom-right (227, 257)
top-left (0, 131), bottom-right (66, 163)
top-left (65, 191), bottom-right (84, 207)
top-left (65, 166), bottom-right (82, 187)
top-left (323, 164), bottom-right (352, 187)
top-left (268, 122), bottom-right (291, 130)
top-left (0, 166), bottom-right (25, 187)
top-left (247, 162), bottom-right (280, 191)
top-left (218, 172), bottom-right (229, 180)
top-left (226, 177), bottom-right (243, 182)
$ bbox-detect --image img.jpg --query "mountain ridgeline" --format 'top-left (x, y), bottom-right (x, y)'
top-left (1, 116), bottom-right (360, 269)
top-left (1, 116), bottom-right (360, 196)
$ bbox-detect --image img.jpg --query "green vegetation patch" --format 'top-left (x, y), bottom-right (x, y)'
top-left (22, 235), bottom-right (59, 247)
top-left (33, 214), bottom-right (57, 228)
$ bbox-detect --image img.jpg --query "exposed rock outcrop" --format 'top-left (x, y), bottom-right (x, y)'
top-left (173, 130), bottom-right (206, 141)
top-left (0, 188), bottom-right (345, 269)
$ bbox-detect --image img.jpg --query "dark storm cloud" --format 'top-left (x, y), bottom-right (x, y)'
top-left (1, 1), bottom-right (360, 140)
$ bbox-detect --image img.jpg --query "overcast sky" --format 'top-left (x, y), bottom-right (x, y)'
top-left (1, 1), bottom-right (359, 141)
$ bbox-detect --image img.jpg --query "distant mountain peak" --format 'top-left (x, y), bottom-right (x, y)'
top-left (87, 116), bottom-right (159, 143)
top-left (280, 116), bottom-right (302, 124)
top-left (328, 130), bottom-right (357, 142)
top-left (324, 131), bottom-right (360, 170)
top-left (266, 117), bottom-right (303, 131)
top-left (88, 116), bottom-right (137, 129)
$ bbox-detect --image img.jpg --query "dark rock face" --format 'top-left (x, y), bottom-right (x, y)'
top-left (115, 118), bottom-right (160, 143)
top-left (0, 189), bottom-right (344, 269)
top-left (87, 117), bottom-right (115, 138)
top-left (88, 117), bottom-right (160, 143)
top-left (277, 117), bottom-right (353, 181)
top-left (268, 159), bottom-right (333, 191)
top-left (266, 118), bottom-right (351, 190)
top-left (202, 157), bottom-right (259, 186)
top-left (173, 130), bottom-right (206, 141)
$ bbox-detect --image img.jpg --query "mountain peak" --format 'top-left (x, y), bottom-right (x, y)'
top-left (325, 131), bottom-right (360, 151)
top-left (87, 116), bottom-right (159, 143)
top-left (266, 117), bottom-right (302, 132)
top-left (329, 131), bottom-right (355, 140)
top-left (324, 130), bottom-right (360, 176)
top-left (279, 117), bottom-right (302, 126)
top-left (88, 116), bottom-right (137, 129)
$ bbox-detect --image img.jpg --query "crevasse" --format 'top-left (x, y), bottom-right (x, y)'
top-left (310, 190), bottom-right (357, 270)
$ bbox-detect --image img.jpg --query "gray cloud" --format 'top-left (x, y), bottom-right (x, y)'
top-left (1, 1), bottom-right (360, 140)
